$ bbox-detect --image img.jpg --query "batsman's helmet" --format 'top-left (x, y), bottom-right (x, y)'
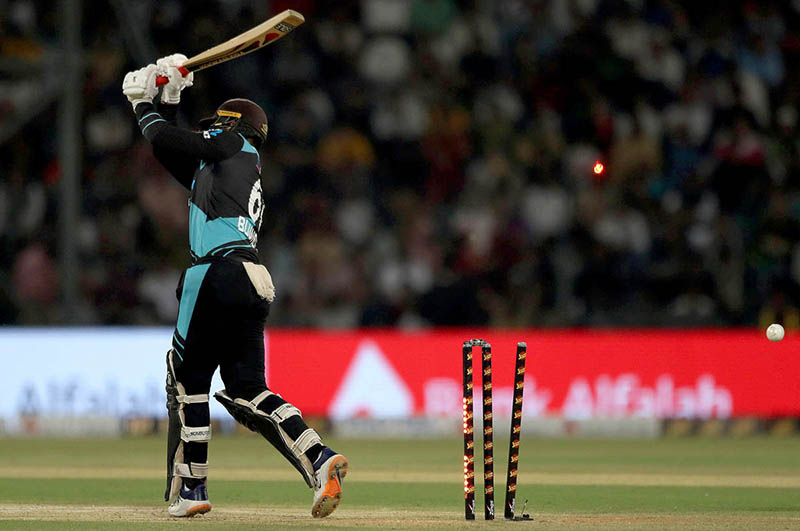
top-left (200, 98), bottom-right (268, 149)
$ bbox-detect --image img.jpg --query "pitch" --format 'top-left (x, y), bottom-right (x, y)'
top-left (0, 436), bottom-right (799, 529)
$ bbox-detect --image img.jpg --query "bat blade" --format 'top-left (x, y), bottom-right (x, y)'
top-left (155, 9), bottom-right (304, 86)
top-left (184, 9), bottom-right (304, 72)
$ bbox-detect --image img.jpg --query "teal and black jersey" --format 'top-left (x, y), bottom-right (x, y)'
top-left (135, 102), bottom-right (264, 263)
top-left (188, 133), bottom-right (263, 262)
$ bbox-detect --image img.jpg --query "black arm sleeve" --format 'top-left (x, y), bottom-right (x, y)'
top-left (150, 103), bottom-right (195, 189)
top-left (134, 102), bottom-right (243, 188)
top-left (156, 102), bottom-right (179, 124)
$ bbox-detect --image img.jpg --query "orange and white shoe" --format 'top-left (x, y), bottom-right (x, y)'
top-left (311, 447), bottom-right (349, 518)
top-left (168, 483), bottom-right (212, 517)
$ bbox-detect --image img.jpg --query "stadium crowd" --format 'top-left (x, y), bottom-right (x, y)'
top-left (1, 0), bottom-right (800, 328)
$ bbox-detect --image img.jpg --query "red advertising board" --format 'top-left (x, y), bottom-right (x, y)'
top-left (263, 329), bottom-right (800, 419)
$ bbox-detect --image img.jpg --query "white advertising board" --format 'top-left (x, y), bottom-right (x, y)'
top-left (0, 328), bottom-right (229, 433)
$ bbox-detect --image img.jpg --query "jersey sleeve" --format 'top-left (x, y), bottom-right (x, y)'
top-left (134, 102), bottom-right (243, 187)
top-left (156, 102), bottom-right (179, 124)
top-left (148, 103), bottom-right (195, 189)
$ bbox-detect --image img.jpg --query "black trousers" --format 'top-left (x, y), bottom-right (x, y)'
top-left (171, 259), bottom-right (271, 469)
top-left (172, 259), bottom-right (270, 400)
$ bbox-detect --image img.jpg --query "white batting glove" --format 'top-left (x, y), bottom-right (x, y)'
top-left (122, 64), bottom-right (160, 110)
top-left (156, 53), bottom-right (194, 105)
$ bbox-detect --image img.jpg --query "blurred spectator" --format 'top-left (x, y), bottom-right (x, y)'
top-left (11, 243), bottom-right (59, 323)
top-left (2, 0), bottom-right (800, 328)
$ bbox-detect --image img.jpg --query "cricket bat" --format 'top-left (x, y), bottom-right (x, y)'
top-left (155, 9), bottom-right (305, 86)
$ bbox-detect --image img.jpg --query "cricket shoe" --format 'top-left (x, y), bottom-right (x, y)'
top-left (311, 447), bottom-right (349, 518)
top-left (168, 483), bottom-right (212, 517)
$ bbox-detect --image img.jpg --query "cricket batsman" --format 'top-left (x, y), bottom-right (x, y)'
top-left (121, 56), bottom-right (348, 518)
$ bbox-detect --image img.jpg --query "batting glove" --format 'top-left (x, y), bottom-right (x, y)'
top-left (156, 53), bottom-right (194, 105)
top-left (122, 64), bottom-right (160, 110)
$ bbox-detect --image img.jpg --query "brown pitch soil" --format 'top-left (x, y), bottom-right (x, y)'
top-left (1, 504), bottom-right (799, 530)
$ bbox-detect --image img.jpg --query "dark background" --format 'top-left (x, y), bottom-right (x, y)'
top-left (1, 0), bottom-right (799, 329)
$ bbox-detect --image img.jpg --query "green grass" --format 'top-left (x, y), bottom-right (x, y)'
top-left (0, 436), bottom-right (799, 529)
top-left (1, 478), bottom-right (798, 512)
top-left (4, 436), bottom-right (800, 474)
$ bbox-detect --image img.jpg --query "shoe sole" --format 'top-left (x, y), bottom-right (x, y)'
top-left (312, 456), bottom-right (349, 518)
top-left (169, 502), bottom-right (212, 518)
top-left (185, 503), bottom-right (212, 517)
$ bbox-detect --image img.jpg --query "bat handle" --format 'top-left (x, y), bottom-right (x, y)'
top-left (155, 66), bottom-right (191, 87)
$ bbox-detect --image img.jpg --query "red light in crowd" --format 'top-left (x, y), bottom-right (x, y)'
top-left (594, 161), bottom-right (605, 175)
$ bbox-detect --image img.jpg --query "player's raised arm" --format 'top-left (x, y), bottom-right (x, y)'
top-left (151, 55), bottom-right (199, 188)
top-left (121, 62), bottom-right (242, 187)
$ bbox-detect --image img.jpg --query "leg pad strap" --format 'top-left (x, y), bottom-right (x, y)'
top-left (174, 462), bottom-right (209, 479)
top-left (272, 402), bottom-right (302, 423)
top-left (178, 394), bottom-right (209, 404)
top-left (293, 428), bottom-right (320, 454)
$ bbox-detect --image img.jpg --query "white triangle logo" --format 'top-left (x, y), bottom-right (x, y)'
top-left (328, 340), bottom-right (414, 419)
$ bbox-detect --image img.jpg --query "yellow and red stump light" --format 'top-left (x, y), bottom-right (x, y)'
top-left (463, 339), bottom-right (527, 521)
top-left (462, 341), bottom-right (476, 520)
top-left (481, 342), bottom-right (494, 520)
top-left (504, 342), bottom-right (527, 519)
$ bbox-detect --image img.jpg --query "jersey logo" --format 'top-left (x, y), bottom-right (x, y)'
top-left (202, 129), bottom-right (223, 139)
top-left (248, 179), bottom-right (264, 234)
